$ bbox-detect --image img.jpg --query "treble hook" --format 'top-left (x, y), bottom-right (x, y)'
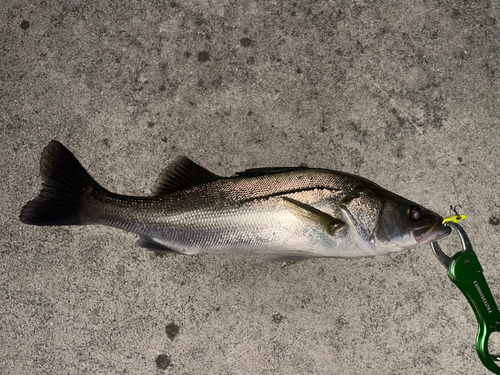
top-left (442, 205), bottom-right (467, 224)
top-left (450, 204), bottom-right (463, 217)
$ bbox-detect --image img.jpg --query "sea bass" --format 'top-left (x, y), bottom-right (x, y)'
top-left (19, 141), bottom-right (451, 262)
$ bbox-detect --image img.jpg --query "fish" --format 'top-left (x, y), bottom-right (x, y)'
top-left (19, 140), bottom-right (451, 262)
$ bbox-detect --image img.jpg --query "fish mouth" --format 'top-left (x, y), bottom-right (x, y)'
top-left (412, 222), bottom-right (452, 244)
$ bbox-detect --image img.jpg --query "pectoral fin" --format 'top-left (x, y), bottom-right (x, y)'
top-left (281, 196), bottom-right (345, 235)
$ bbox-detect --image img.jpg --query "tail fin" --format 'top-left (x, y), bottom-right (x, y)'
top-left (20, 140), bottom-right (103, 226)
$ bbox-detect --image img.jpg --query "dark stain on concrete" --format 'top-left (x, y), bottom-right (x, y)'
top-left (489, 217), bottom-right (500, 226)
top-left (156, 354), bottom-right (171, 370)
top-left (272, 313), bottom-right (285, 324)
top-left (165, 323), bottom-right (180, 340)
top-left (198, 51), bottom-right (210, 62)
top-left (20, 20), bottom-right (30, 30)
top-left (240, 37), bottom-right (252, 47)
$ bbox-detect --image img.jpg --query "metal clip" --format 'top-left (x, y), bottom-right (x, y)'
top-left (431, 221), bottom-right (473, 268)
top-left (431, 222), bottom-right (500, 374)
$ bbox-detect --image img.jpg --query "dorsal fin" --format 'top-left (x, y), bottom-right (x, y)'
top-left (151, 156), bottom-right (221, 196)
top-left (234, 167), bottom-right (308, 178)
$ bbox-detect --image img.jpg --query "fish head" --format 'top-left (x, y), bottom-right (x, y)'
top-left (370, 193), bottom-right (452, 255)
top-left (339, 187), bottom-right (451, 255)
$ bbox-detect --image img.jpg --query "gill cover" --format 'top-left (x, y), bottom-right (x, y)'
top-left (338, 188), bottom-right (382, 250)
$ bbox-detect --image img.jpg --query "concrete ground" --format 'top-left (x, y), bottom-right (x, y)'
top-left (2, 1), bottom-right (500, 374)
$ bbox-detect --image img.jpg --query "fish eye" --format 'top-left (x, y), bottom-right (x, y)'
top-left (408, 205), bottom-right (423, 221)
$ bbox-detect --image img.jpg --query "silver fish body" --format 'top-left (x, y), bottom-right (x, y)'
top-left (20, 141), bottom-right (451, 261)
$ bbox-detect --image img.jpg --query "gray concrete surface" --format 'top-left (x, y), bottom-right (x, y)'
top-left (1, 1), bottom-right (500, 374)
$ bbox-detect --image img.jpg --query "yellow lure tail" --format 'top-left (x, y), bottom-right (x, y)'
top-left (442, 214), bottom-right (467, 224)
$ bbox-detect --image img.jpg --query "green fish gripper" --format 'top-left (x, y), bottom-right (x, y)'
top-left (431, 222), bottom-right (500, 374)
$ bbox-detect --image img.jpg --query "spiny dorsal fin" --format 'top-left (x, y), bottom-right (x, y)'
top-left (151, 156), bottom-right (222, 196)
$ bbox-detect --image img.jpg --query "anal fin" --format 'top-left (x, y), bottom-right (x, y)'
top-left (136, 235), bottom-right (182, 256)
top-left (258, 255), bottom-right (311, 263)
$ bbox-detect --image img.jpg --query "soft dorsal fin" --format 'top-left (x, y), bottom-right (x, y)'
top-left (234, 167), bottom-right (308, 178)
top-left (151, 156), bottom-right (221, 195)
